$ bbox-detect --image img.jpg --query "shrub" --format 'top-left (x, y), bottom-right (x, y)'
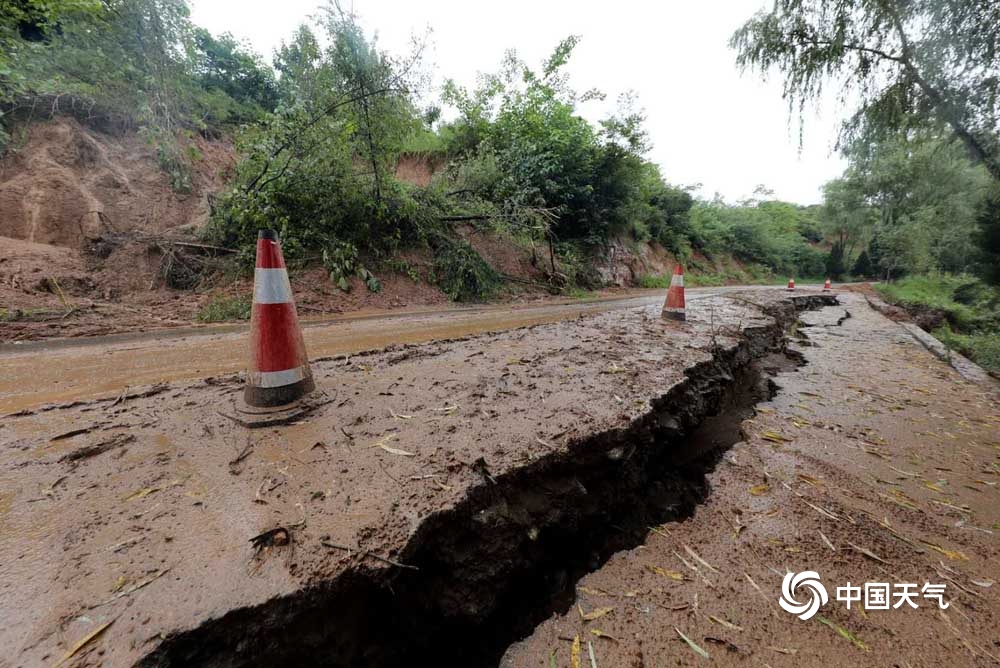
top-left (428, 233), bottom-right (500, 301)
top-left (197, 295), bottom-right (252, 322)
top-left (638, 274), bottom-right (672, 289)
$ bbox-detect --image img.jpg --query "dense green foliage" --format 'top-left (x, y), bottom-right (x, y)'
top-left (686, 197), bottom-right (826, 277)
top-left (196, 294), bottom-right (252, 322)
top-left (204, 6), bottom-right (446, 296)
top-left (876, 275), bottom-right (1000, 373)
top-left (1, 0), bottom-right (279, 157)
top-left (439, 38), bottom-right (695, 253)
top-left (207, 25), bottom-right (703, 298)
top-left (819, 133), bottom-right (991, 280)
top-left (732, 0), bottom-right (1000, 288)
top-left (732, 0), bottom-right (1000, 181)
top-left (5, 0), bottom-right (999, 313)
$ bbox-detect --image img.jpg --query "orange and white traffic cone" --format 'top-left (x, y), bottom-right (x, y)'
top-left (661, 265), bottom-right (686, 321)
top-left (786, 277), bottom-right (796, 291)
top-left (823, 278), bottom-right (832, 291)
top-left (243, 230), bottom-right (315, 409)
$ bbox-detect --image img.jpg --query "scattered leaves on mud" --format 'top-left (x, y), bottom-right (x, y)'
top-left (122, 486), bottom-right (159, 501)
top-left (646, 564), bottom-right (684, 580)
top-left (372, 433), bottom-right (415, 456)
top-left (816, 615), bottom-right (869, 652)
top-left (54, 619), bottom-right (114, 667)
top-left (675, 627), bottom-right (710, 659)
top-left (578, 605), bottom-right (614, 621)
top-left (707, 615), bottom-right (743, 631)
top-left (922, 541), bottom-right (969, 561)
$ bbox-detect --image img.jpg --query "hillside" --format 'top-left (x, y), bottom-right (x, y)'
top-left (0, 119), bottom-right (688, 341)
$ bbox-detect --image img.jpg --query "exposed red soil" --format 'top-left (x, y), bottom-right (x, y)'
top-left (0, 117), bottom-right (233, 247)
top-left (0, 119), bottom-right (694, 344)
top-left (0, 121), bottom-right (534, 342)
top-left (393, 152), bottom-right (444, 187)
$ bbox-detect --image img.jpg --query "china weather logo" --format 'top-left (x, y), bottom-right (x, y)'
top-left (779, 571), bottom-right (829, 620)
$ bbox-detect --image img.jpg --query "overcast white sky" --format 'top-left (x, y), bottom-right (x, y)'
top-left (190, 0), bottom-right (847, 204)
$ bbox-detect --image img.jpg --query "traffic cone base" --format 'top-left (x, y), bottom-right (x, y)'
top-left (243, 230), bottom-right (315, 410)
top-left (243, 374), bottom-right (315, 410)
top-left (661, 265), bottom-right (686, 321)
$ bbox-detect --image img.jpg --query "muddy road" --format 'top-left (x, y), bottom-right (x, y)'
top-left (503, 295), bottom-right (1000, 667)
top-left (0, 285), bottom-right (771, 415)
top-left (1, 289), bottom-right (997, 668)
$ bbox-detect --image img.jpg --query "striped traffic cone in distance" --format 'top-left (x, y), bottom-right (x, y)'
top-left (661, 265), bottom-right (686, 321)
top-left (823, 278), bottom-right (832, 291)
top-left (244, 230), bottom-right (315, 409)
top-left (786, 277), bottom-right (796, 291)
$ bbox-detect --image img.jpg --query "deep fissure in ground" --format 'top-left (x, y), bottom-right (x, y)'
top-left (141, 296), bottom-right (837, 668)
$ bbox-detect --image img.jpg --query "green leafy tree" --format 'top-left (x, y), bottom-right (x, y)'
top-left (732, 0), bottom-right (1000, 180)
top-left (825, 239), bottom-right (846, 279)
top-left (0, 0), bottom-right (103, 110)
top-left (273, 25), bottom-right (326, 104)
top-left (688, 197), bottom-right (825, 276)
top-left (193, 29), bottom-right (279, 120)
top-left (836, 132), bottom-right (989, 276)
top-left (975, 186), bottom-right (1000, 286)
top-left (441, 36), bottom-right (691, 254)
top-left (821, 175), bottom-right (875, 264)
top-left (209, 1), bottom-right (430, 270)
top-left (852, 249), bottom-right (874, 277)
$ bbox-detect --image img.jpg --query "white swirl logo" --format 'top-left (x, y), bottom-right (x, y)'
top-left (779, 571), bottom-right (828, 620)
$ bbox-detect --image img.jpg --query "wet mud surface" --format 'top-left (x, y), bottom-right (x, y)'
top-left (0, 287), bottom-right (764, 416)
top-left (503, 294), bottom-right (1000, 667)
top-left (1, 290), bottom-right (828, 667)
top-left (3, 291), bottom-right (996, 668)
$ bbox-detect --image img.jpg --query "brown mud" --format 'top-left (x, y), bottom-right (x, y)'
top-left (503, 293), bottom-right (1000, 667)
top-left (0, 291), bottom-right (831, 667)
top-left (0, 288), bottom-right (763, 416)
top-left (140, 311), bottom-right (815, 668)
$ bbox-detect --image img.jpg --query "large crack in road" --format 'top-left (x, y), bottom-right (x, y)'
top-left (137, 296), bottom-right (834, 667)
top-left (33, 292), bottom-right (995, 666)
top-left (4, 291), bottom-right (996, 668)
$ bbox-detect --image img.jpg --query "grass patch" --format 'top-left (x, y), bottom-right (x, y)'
top-left (0, 307), bottom-right (63, 322)
top-left (638, 275), bottom-right (673, 289)
top-left (875, 275), bottom-right (999, 331)
top-left (197, 295), bottom-right (252, 323)
top-left (0, 308), bottom-right (20, 322)
top-left (875, 275), bottom-right (979, 328)
top-left (933, 327), bottom-right (1000, 374)
top-left (877, 274), bottom-right (1000, 373)
top-left (565, 287), bottom-right (598, 299)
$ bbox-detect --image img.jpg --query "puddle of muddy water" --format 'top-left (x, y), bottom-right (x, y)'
top-left (140, 324), bottom-right (812, 668)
